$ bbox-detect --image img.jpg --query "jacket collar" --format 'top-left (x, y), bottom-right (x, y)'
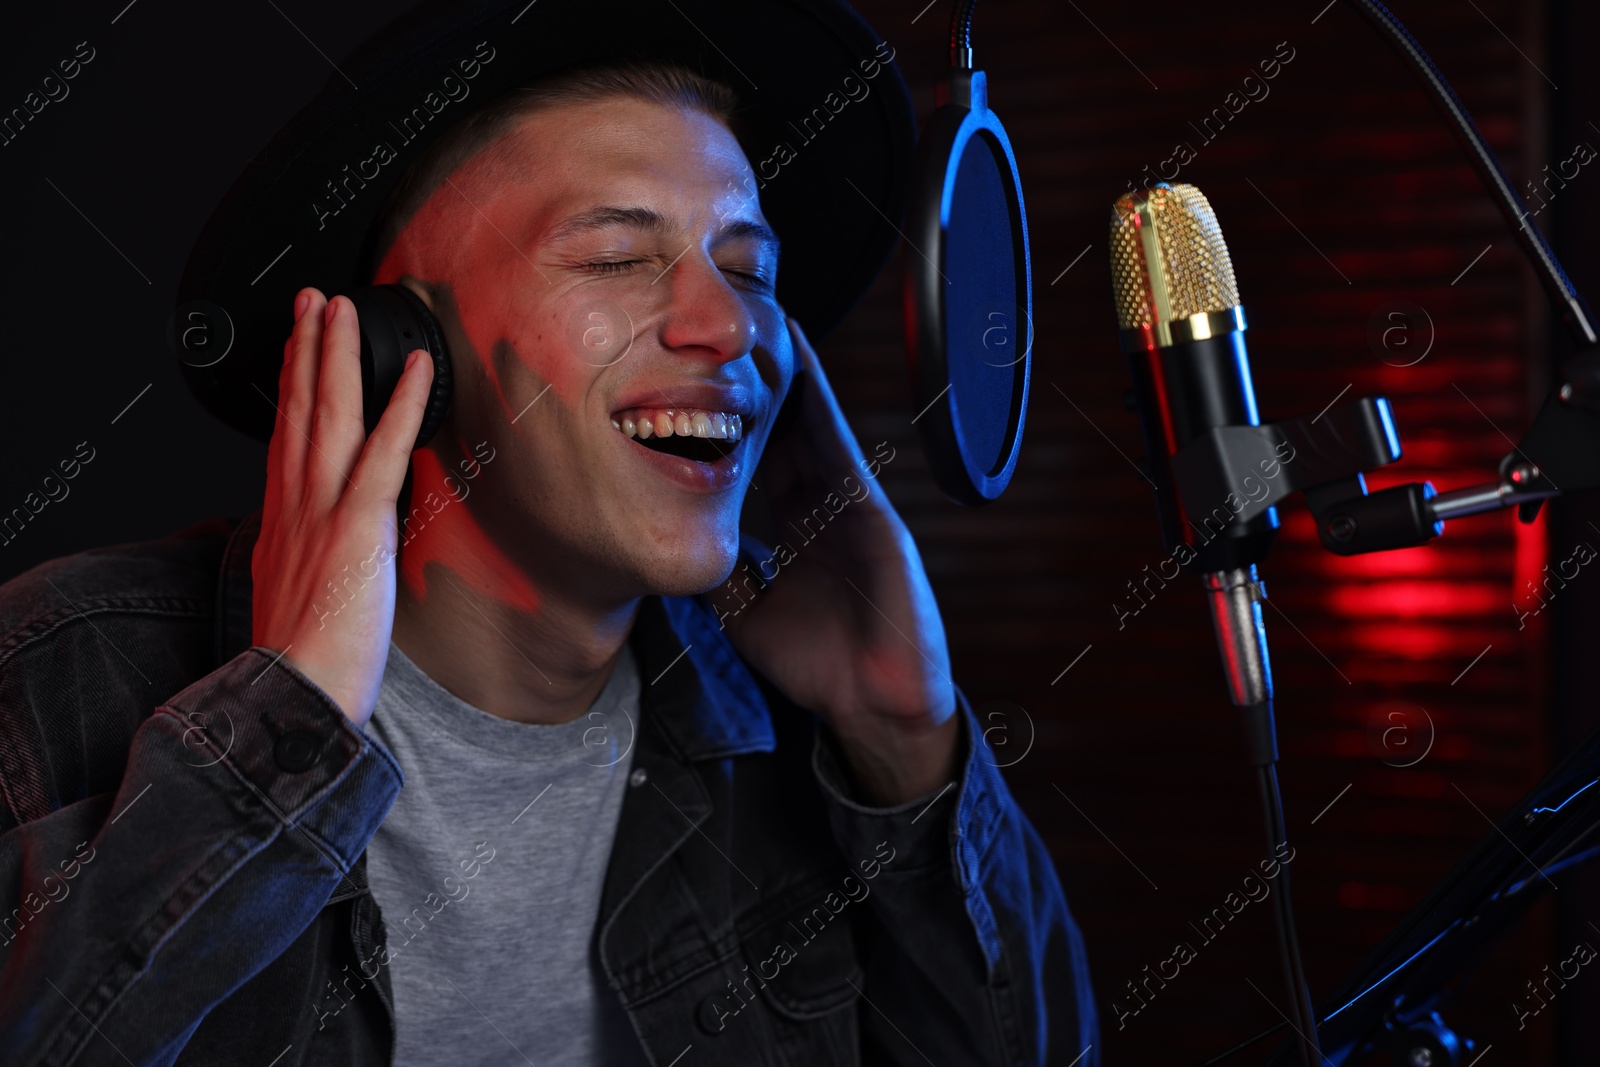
top-left (216, 509), bottom-right (774, 761)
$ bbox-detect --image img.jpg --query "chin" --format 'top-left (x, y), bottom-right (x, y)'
top-left (636, 527), bottom-right (742, 599)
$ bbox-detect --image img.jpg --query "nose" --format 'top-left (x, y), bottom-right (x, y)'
top-left (657, 251), bottom-right (758, 366)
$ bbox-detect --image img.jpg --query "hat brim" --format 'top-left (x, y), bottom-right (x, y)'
top-left (175, 0), bottom-right (915, 443)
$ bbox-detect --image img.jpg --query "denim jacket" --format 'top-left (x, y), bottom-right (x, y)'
top-left (0, 510), bottom-right (1098, 1065)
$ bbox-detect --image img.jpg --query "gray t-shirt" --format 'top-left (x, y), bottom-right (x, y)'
top-left (362, 638), bottom-right (651, 1067)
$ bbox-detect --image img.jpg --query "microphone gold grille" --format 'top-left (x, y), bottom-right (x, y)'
top-left (1110, 183), bottom-right (1242, 348)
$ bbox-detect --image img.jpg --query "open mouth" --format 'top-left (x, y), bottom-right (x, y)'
top-left (612, 408), bottom-right (745, 465)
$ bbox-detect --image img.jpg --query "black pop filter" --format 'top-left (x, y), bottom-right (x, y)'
top-left (904, 3), bottom-right (1032, 506)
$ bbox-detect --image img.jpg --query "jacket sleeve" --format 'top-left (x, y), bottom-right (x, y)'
top-left (0, 646), bottom-right (403, 1067)
top-left (811, 686), bottom-right (1099, 1066)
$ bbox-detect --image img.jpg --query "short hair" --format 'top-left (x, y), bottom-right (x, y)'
top-left (361, 59), bottom-right (743, 281)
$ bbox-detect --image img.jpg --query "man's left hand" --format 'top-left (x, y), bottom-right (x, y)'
top-left (706, 316), bottom-right (960, 807)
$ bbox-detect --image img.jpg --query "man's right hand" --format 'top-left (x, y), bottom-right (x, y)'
top-left (251, 287), bottom-right (434, 729)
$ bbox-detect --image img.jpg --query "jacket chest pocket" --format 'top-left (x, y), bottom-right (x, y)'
top-left (685, 873), bottom-right (865, 1063)
top-left (737, 879), bottom-right (864, 1018)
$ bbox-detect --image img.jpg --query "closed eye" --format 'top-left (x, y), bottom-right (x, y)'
top-left (581, 260), bottom-right (643, 275)
top-left (724, 267), bottom-right (774, 290)
top-left (580, 259), bottom-right (773, 290)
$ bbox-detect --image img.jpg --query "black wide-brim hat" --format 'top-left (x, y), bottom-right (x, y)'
top-left (174, 0), bottom-right (916, 444)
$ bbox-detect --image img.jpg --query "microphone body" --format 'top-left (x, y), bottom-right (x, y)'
top-left (1128, 329), bottom-right (1278, 574)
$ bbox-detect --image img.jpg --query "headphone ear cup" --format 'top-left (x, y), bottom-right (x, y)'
top-left (388, 283), bottom-right (453, 447)
top-left (346, 284), bottom-right (454, 450)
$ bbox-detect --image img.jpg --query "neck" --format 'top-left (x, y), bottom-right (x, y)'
top-left (390, 453), bottom-right (639, 725)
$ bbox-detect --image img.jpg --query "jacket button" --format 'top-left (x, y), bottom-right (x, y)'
top-left (696, 992), bottom-right (732, 1035)
top-left (274, 730), bottom-right (325, 773)
top-left (629, 768), bottom-right (648, 787)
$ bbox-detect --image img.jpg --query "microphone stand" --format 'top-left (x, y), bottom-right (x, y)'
top-left (1181, 6), bottom-right (1598, 1062)
top-left (1159, 351), bottom-right (1600, 1067)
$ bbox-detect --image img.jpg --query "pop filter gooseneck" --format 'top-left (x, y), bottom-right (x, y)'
top-left (904, 0), bottom-right (1032, 506)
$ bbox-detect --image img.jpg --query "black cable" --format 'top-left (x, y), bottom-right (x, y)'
top-left (1347, 0), bottom-right (1598, 347)
top-left (1258, 758), bottom-right (1323, 1066)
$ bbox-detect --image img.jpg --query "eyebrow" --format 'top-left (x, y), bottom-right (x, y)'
top-left (543, 205), bottom-right (781, 259)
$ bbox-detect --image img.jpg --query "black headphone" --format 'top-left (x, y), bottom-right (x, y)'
top-left (344, 284), bottom-right (455, 450)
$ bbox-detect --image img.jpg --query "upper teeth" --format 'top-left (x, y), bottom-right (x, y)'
top-left (611, 409), bottom-right (743, 441)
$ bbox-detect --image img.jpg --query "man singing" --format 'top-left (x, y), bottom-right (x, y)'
top-left (0, 2), bottom-right (1096, 1063)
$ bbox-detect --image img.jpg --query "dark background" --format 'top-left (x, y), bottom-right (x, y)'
top-left (3, 0), bottom-right (1596, 1062)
